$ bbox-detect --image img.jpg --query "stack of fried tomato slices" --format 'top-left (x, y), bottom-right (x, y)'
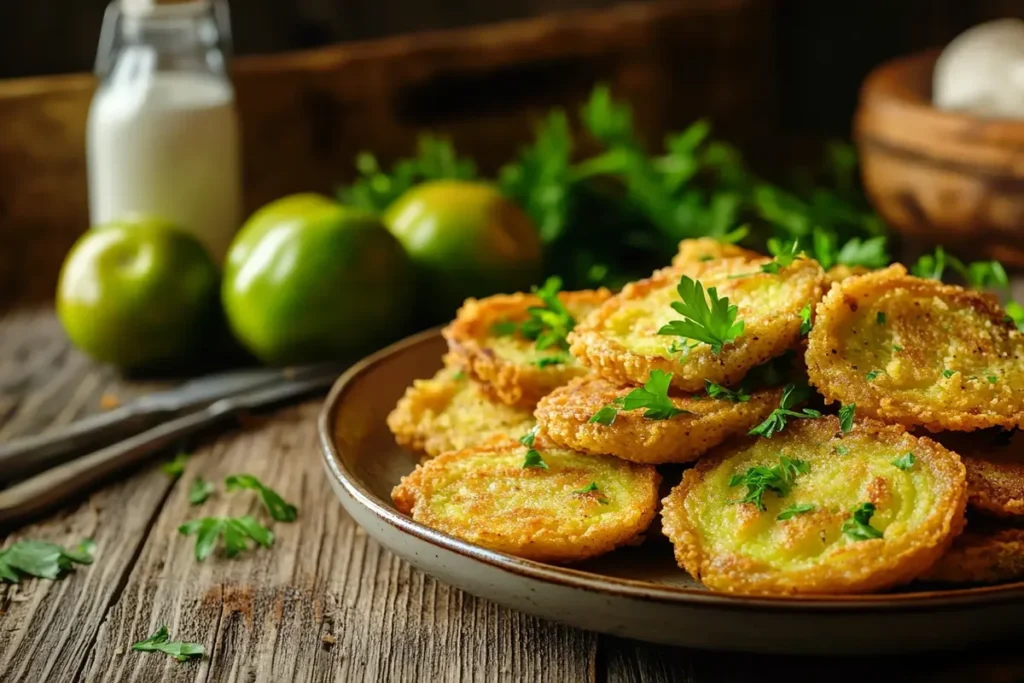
top-left (387, 236), bottom-right (1024, 595)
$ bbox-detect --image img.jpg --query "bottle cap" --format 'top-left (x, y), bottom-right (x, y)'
top-left (120, 0), bottom-right (211, 16)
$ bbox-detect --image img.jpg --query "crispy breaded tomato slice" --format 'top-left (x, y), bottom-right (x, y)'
top-left (919, 524), bottom-right (1024, 584)
top-left (569, 257), bottom-right (827, 391)
top-left (391, 441), bottom-right (660, 563)
top-left (444, 288), bottom-right (611, 408)
top-left (660, 416), bottom-right (967, 595)
top-left (387, 366), bottom-right (536, 457)
top-left (806, 264), bottom-right (1024, 432)
top-left (825, 264), bottom-right (870, 285)
top-left (935, 430), bottom-right (1024, 518)
top-left (671, 237), bottom-right (761, 269)
top-left (534, 375), bottom-right (781, 464)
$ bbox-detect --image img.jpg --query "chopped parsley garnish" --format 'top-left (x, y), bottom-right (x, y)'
top-left (834, 445), bottom-right (850, 456)
top-left (522, 450), bottom-right (548, 469)
top-left (892, 344), bottom-right (903, 352)
top-left (876, 312), bottom-right (886, 325)
top-left (942, 369), bottom-right (955, 379)
top-left (657, 275), bottom-right (744, 355)
top-left (178, 516), bottom-right (274, 561)
top-left (892, 452), bottom-right (916, 470)
top-left (748, 384), bottom-right (822, 438)
top-left (491, 320), bottom-right (518, 336)
top-left (705, 379), bottom-right (750, 402)
top-left (131, 625), bottom-right (205, 662)
top-left (452, 370), bottom-right (466, 380)
top-left (729, 456), bottom-right (809, 511)
top-left (188, 478), bottom-right (214, 505)
top-left (520, 425), bottom-right (539, 448)
top-left (865, 370), bottom-right (881, 381)
top-left (799, 302), bottom-right (813, 336)
top-left (760, 237), bottom-right (801, 274)
top-left (225, 474), bottom-right (298, 522)
top-left (841, 502), bottom-right (883, 541)
top-left (589, 370), bottom-right (689, 424)
top-left (160, 451), bottom-right (190, 478)
top-left (572, 481), bottom-right (609, 504)
top-left (521, 276), bottom-right (576, 350)
top-left (533, 354), bottom-right (568, 368)
top-left (838, 403), bottom-right (855, 434)
top-left (0, 538), bottom-right (95, 583)
top-left (988, 375), bottom-right (999, 384)
top-left (777, 503), bottom-right (816, 521)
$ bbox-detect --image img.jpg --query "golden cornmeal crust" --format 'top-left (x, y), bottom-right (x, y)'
top-left (660, 417), bottom-right (967, 595)
top-left (935, 431), bottom-right (1024, 518)
top-left (806, 264), bottom-right (1024, 432)
top-left (569, 257), bottom-right (827, 392)
top-left (534, 375), bottom-right (782, 464)
top-left (826, 264), bottom-right (870, 284)
top-left (386, 366), bottom-right (536, 457)
top-left (443, 289), bottom-right (612, 409)
top-left (920, 525), bottom-right (1024, 584)
top-left (391, 440), bottom-right (661, 563)
top-left (671, 237), bottom-right (761, 269)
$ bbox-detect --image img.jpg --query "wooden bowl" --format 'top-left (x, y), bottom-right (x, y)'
top-left (855, 49), bottom-right (1024, 265)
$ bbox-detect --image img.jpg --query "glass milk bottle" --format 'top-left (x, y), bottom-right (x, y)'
top-left (87, 0), bottom-right (241, 262)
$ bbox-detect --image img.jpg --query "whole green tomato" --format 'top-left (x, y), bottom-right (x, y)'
top-left (56, 218), bottom-right (221, 370)
top-left (222, 193), bottom-right (414, 364)
top-left (383, 180), bottom-right (542, 322)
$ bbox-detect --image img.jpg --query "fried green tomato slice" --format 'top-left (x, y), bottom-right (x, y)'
top-left (934, 430), bottom-right (1024, 518)
top-left (671, 237), bottom-right (761, 269)
top-left (660, 416), bottom-right (967, 595)
top-left (569, 257), bottom-right (827, 392)
top-left (387, 365), bottom-right (536, 457)
top-left (806, 264), bottom-right (1024, 432)
top-left (919, 524), bottom-right (1024, 585)
top-left (391, 441), bottom-right (660, 563)
top-left (443, 288), bottom-right (611, 408)
top-left (534, 376), bottom-right (781, 464)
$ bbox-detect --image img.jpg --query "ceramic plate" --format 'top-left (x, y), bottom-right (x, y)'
top-left (318, 328), bottom-right (1024, 654)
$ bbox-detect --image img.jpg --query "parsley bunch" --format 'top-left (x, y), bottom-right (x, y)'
top-left (0, 538), bottom-right (95, 583)
top-left (589, 369), bottom-right (689, 425)
top-left (748, 384), bottom-right (822, 438)
top-left (658, 275), bottom-right (744, 354)
top-left (728, 455), bottom-right (810, 511)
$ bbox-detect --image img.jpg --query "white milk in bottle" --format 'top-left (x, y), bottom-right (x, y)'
top-left (87, 0), bottom-right (241, 261)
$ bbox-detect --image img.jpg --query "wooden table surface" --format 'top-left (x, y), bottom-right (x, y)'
top-left (1, 307), bottom-right (1023, 683)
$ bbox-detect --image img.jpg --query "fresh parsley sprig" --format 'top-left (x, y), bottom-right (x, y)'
top-left (912, 247), bottom-right (1009, 290)
top-left (892, 452), bottom-right (915, 470)
top-left (748, 384), bottom-right (822, 438)
top-left (519, 426), bottom-right (547, 469)
top-left (841, 502), bottom-right (883, 541)
top-left (189, 478), bottom-right (214, 505)
top-left (589, 370), bottom-right (690, 425)
top-left (777, 503), bottom-right (816, 521)
top-left (225, 474), bottom-right (298, 522)
top-left (658, 275), bottom-right (744, 354)
top-left (705, 379), bottom-right (750, 403)
top-left (160, 452), bottom-right (190, 479)
top-left (838, 403), bottom-right (855, 434)
top-left (178, 516), bottom-right (274, 561)
top-left (132, 625), bottom-right (204, 663)
top-left (729, 455), bottom-right (810, 511)
top-left (493, 277), bottom-right (577, 356)
top-left (0, 538), bottom-right (95, 583)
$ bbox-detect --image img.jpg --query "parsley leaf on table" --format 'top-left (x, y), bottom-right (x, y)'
top-left (225, 474), bottom-right (298, 522)
top-left (705, 379), bottom-right (750, 403)
top-left (842, 502), bottom-right (884, 541)
top-left (0, 538), bottom-right (95, 583)
top-left (657, 275), bottom-right (744, 354)
top-left (189, 478), bottom-right (215, 505)
top-left (131, 625), bottom-right (205, 663)
top-left (729, 456), bottom-right (810, 511)
top-left (178, 516), bottom-right (274, 561)
top-left (160, 452), bottom-right (190, 479)
top-left (590, 370), bottom-right (689, 424)
top-left (748, 384), bottom-right (822, 438)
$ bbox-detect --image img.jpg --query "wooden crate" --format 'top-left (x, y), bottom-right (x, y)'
top-left (0, 0), bottom-right (776, 306)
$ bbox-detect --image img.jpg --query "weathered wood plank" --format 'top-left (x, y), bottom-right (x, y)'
top-left (79, 400), bottom-right (597, 683)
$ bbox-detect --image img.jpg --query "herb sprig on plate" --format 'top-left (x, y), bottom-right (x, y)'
top-left (590, 370), bottom-right (689, 425)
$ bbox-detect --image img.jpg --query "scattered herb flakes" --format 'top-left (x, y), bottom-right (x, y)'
top-left (574, 482), bottom-right (599, 494)
top-left (876, 312), bottom-right (886, 325)
top-left (533, 354), bottom-right (568, 368)
top-left (188, 478), bottom-right (215, 506)
top-left (729, 456), bottom-right (810, 511)
top-left (225, 474), bottom-right (298, 522)
top-left (657, 275), bottom-right (744, 355)
top-left (837, 403), bottom-right (855, 434)
top-left (131, 625), bottom-right (205, 663)
top-left (799, 301), bottom-right (813, 336)
top-left (777, 503), bottom-right (816, 521)
top-left (160, 452), bottom-right (190, 478)
top-left (834, 445), bottom-right (850, 456)
top-left (988, 375), bottom-right (999, 384)
top-left (178, 516), bottom-right (273, 561)
top-left (491, 320), bottom-right (518, 337)
top-left (522, 450), bottom-right (548, 469)
top-left (520, 425), bottom-right (539, 448)
top-left (892, 452), bottom-right (916, 470)
top-left (865, 370), bottom-right (881, 381)
top-left (942, 369), bottom-right (955, 379)
top-left (589, 400), bottom-right (623, 425)
top-left (842, 502), bottom-right (884, 541)
top-left (892, 344), bottom-right (903, 352)
top-left (749, 384), bottom-right (822, 438)
top-left (705, 379), bottom-right (750, 403)
top-left (0, 538), bottom-right (95, 583)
